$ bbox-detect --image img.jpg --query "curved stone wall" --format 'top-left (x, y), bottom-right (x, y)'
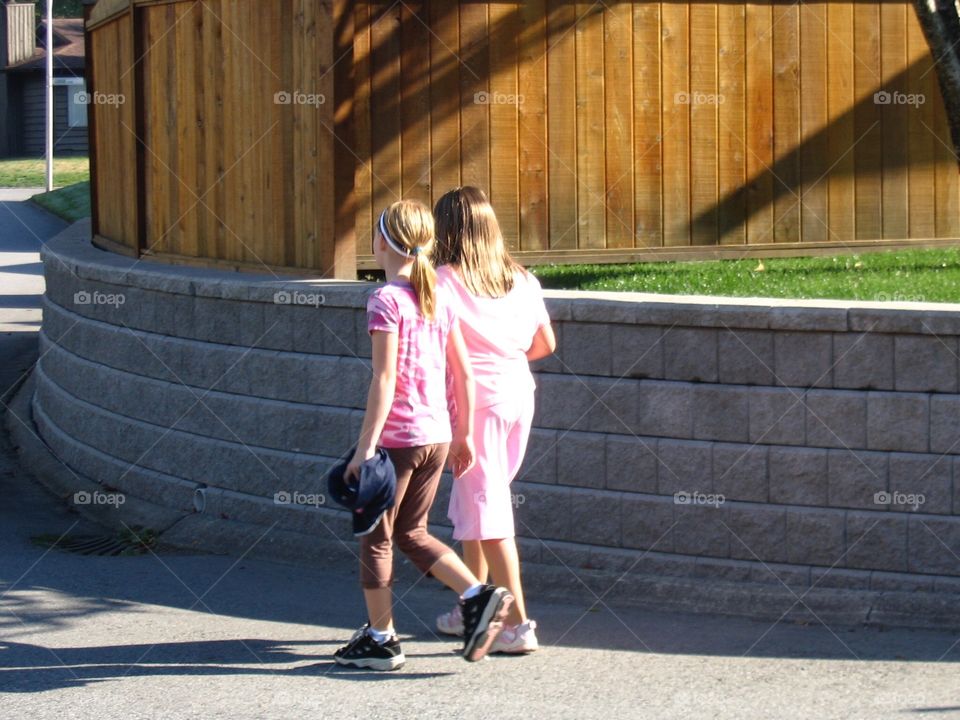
top-left (31, 222), bottom-right (960, 623)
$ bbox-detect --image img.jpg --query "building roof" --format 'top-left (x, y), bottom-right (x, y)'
top-left (6, 18), bottom-right (85, 73)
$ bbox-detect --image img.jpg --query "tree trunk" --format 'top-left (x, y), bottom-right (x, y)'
top-left (913, 0), bottom-right (960, 164)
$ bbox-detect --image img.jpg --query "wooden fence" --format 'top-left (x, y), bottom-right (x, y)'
top-left (85, 0), bottom-right (960, 278)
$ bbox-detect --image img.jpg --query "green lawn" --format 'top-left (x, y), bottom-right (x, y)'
top-left (31, 181), bottom-right (90, 223)
top-left (531, 248), bottom-right (960, 303)
top-left (0, 156), bottom-right (89, 188)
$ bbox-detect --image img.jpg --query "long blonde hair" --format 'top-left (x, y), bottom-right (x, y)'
top-left (379, 200), bottom-right (437, 320)
top-left (433, 186), bottom-right (523, 298)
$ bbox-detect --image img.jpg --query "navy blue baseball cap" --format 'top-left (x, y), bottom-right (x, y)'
top-left (326, 448), bottom-right (397, 536)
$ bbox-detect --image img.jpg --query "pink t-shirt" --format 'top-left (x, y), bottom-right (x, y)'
top-left (436, 265), bottom-right (551, 408)
top-left (367, 280), bottom-right (455, 448)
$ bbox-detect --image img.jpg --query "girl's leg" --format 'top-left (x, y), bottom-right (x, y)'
top-left (427, 552), bottom-right (480, 595)
top-left (480, 537), bottom-right (526, 626)
top-left (364, 588), bottom-right (394, 632)
top-left (462, 539), bottom-right (488, 583)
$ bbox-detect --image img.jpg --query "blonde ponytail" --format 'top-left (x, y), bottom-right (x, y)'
top-left (381, 200), bottom-right (437, 321)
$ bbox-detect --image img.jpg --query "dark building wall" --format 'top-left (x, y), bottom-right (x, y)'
top-left (19, 75), bottom-right (88, 155)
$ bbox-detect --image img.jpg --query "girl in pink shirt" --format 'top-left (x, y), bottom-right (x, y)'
top-left (334, 199), bottom-right (514, 671)
top-left (432, 187), bottom-right (557, 654)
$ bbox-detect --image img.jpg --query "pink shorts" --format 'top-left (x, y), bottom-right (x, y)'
top-left (448, 393), bottom-right (535, 540)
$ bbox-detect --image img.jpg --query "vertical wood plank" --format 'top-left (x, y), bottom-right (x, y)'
top-left (633, 2), bottom-right (662, 247)
top-left (660, 2), bottom-right (689, 246)
top-left (488, 3), bottom-right (519, 250)
top-left (353, 2), bottom-right (373, 256)
top-left (400, 2), bottom-right (432, 206)
top-left (717, 2), bottom-right (744, 245)
top-left (370, 4), bottom-right (402, 222)
top-left (575, 4), bottom-right (605, 249)
top-left (689, 2), bottom-right (717, 245)
top-left (880, 2), bottom-right (907, 239)
top-left (853, 1), bottom-right (882, 241)
top-left (826, 0), bottom-right (855, 243)
top-left (546, 0), bottom-right (577, 250)
top-left (906, 11), bottom-right (936, 239)
top-left (517, 0), bottom-right (548, 252)
top-left (772, 2), bottom-right (800, 243)
top-left (429, 1), bottom-right (461, 205)
top-left (930, 24), bottom-right (960, 237)
top-left (332, 0), bottom-right (357, 277)
top-left (603, 2), bottom-right (633, 249)
top-left (460, 2), bottom-right (491, 195)
top-left (745, 2), bottom-right (773, 244)
top-left (799, 1), bottom-right (828, 242)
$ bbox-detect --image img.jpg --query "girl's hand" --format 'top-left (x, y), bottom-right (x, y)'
top-left (448, 434), bottom-right (475, 478)
top-left (345, 447), bottom-right (375, 483)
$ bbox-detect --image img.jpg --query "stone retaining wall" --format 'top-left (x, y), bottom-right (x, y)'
top-left (31, 222), bottom-right (960, 620)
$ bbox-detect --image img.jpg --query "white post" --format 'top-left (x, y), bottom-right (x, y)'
top-left (45, 0), bottom-right (54, 191)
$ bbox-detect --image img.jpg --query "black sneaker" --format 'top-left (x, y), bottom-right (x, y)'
top-left (461, 585), bottom-right (514, 662)
top-left (334, 624), bottom-right (406, 671)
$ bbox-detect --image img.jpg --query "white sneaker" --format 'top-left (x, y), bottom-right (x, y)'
top-left (490, 619), bottom-right (539, 654)
top-left (436, 605), bottom-right (464, 636)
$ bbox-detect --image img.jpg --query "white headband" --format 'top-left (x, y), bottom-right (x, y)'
top-left (379, 211), bottom-right (422, 258)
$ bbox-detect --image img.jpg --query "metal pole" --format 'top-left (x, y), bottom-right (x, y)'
top-left (45, 0), bottom-right (54, 191)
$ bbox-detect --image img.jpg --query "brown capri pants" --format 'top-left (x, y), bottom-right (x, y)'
top-left (360, 442), bottom-right (456, 589)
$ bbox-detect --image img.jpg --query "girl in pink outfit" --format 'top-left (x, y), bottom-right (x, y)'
top-left (432, 186), bottom-right (557, 654)
top-left (334, 199), bottom-right (514, 671)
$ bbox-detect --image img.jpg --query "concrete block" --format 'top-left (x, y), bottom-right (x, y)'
top-left (749, 562), bottom-right (810, 588)
top-left (748, 387), bottom-right (805, 445)
top-left (718, 329), bottom-right (775, 385)
top-left (568, 488), bottom-right (622, 547)
top-left (827, 449), bottom-right (888, 510)
top-left (560, 322), bottom-right (612, 376)
top-left (908, 516), bottom-right (960, 575)
top-left (662, 328), bottom-right (718, 382)
top-left (786, 508), bottom-right (845, 566)
top-left (805, 390), bottom-right (867, 449)
top-left (725, 505), bottom-right (787, 563)
top-left (514, 485), bottom-right (572, 541)
top-left (870, 571), bottom-right (935, 593)
top-left (773, 332), bottom-right (832, 388)
top-left (656, 439), bottom-right (713, 496)
top-left (672, 502), bottom-right (729, 558)
top-left (809, 567), bottom-right (871, 590)
top-left (712, 444), bottom-right (768, 502)
top-left (866, 392), bottom-right (929, 453)
top-left (537, 374), bottom-right (638, 435)
top-left (610, 324), bottom-right (663, 379)
top-left (845, 512), bottom-right (909, 572)
top-left (886, 453), bottom-right (952, 515)
top-left (692, 385), bottom-right (749, 443)
top-left (605, 435), bottom-right (658, 493)
top-left (833, 333), bottom-right (894, 390)
top-left (930, 395), bottom-right (960, 454)
top-left (557, 431), bottom-right (606, 489)
top-left (517, 429), bottom-right (558, 485)
top-left (621, 495), bottom-right (677, 552)
top-left (636, 381), bottom-right (693, 439)
top-left (769, 447), bottom-right (829, 506)
top-left (894, 335), bottom-right (959, 393)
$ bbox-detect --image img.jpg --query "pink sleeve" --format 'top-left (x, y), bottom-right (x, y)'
top-left (367, 289), bottom-right (398, 334)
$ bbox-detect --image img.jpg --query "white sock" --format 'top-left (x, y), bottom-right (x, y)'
top-left (368, 626), bottom-right (393, 644)
top-left (460, 583), bottom-right (484, 600)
